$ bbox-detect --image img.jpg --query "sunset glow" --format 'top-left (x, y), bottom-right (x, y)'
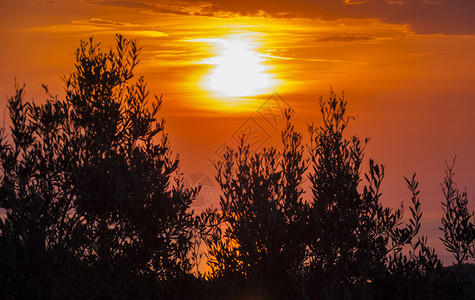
top-left (206, 37), bottom-right (271, 97)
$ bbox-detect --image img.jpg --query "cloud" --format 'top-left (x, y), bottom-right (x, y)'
top-left (121, 30), bottom-right (168, 37)
top-left (30, 18), bottom-right (168, 37)
top-left (87, 0), bottom-right (155, 9)
top-left (318, 35), bottom-right (375, 42)
top-left (29, 24), bottom-right (111, 33)
top-left (71, 18), bottom-right (134, 27)
top-left (86, 0), bottom-right (475, 35)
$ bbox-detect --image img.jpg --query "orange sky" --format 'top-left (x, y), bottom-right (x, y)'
top-left (1, 0), bottom-right (474, 264)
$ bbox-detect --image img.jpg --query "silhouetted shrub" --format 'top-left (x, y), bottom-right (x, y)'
top-left (304, 91), bottom-right (441, 299)
top-left (0, 35), bottom-right (202, 299)
top-left (207, 91), bottom-right (444, 299)
top-left (207, 109), bottom-right (308, 299)
top-left (440, 158), bottom-right (475, 265)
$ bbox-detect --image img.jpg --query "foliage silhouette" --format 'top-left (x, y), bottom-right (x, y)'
top-left (0, 35), bottom-right (202, 299)
top-left (437, 159), bottom-right (475, 299)
top-left (207, 91), bottom-right (449, 299)
top-left (304, 91), bottom-right (441, 299)
top-left (0, 85), bottom-right (81, 298)
top-left (207, 109), bottom-right (308, 298)
top-left (440, 158), bottom-right (475, 265)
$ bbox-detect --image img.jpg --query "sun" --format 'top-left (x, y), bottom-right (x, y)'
top-left (206, 37), bottom-right (271, 97)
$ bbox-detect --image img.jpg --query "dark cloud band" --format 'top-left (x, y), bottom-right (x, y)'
top-left (87, 0), bottom-right (475, 35)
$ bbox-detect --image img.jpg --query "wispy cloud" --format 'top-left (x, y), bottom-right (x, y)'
top-left (85, 0), bottom-right (475, 35)
top-left (29, 18), bottom-right (168, 37)
top-left (71, 18), bottom-right (135, 27)
top-left (318, 35), bottom-right (375, 42)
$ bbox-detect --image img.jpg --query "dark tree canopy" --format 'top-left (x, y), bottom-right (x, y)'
top-left (0, 35), bottom-right (201, 299)
top-left (440, 158), bottom-right (475, 265)
top-left (207, 109), bottom-right (308, 297)
top-left (207, 91), bottom-right (449, 299)
top-left (304, 92), bottom-right (441, 299)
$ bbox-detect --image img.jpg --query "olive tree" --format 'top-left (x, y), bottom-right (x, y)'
top-left (0, 35), bottom-right (201, 299)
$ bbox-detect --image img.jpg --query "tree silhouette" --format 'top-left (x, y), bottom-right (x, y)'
top-left (208, 92), bottom-right (443, 299)
top-left (440, 158), bottom-right (475, 265)
top-left (305, 91), bottom-right (441, 299)
top-left (208, 109), bottom-right (308, 298)
top-left (0, 35), bottom-right (201, 298)
top-left (0, 85), bottom-right (81, 298)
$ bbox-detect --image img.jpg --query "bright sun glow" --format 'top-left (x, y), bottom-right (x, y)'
top-left (206, 37), bottom-right (271, 97)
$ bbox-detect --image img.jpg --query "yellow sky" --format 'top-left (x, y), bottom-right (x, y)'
top-left (1, 0), bottom-right (474, 263)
